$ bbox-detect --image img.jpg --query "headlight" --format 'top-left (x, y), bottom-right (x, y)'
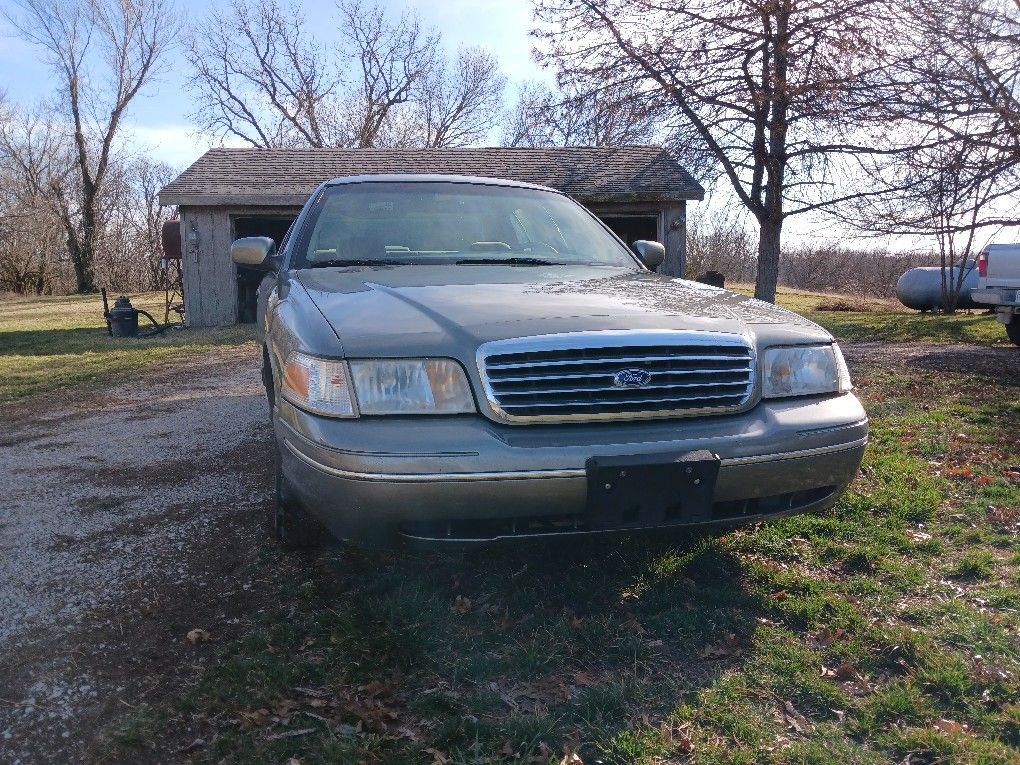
top-left (350, 359), bottom-right (475, 414)
top-left (762, 344), bottom-right (852, 398)
top-left (281, 352), bottom-right (357, 417)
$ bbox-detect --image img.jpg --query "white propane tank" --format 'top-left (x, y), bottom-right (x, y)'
top-left (895, 263), bottom-right (980, 311)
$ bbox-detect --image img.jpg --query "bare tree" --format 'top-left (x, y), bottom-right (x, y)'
top-left (418, 46), bottom-right (506, 148)
top-left (502, 80), bottom-right (658, 147)
top-left (186, 0), bottom-right (506, 150)
top-left (886, 0), bottom-right (1020, 183)
top-left (685, 208), bottom-right (756, 282)
top-left (185, 0), bottom-right (338, 148)
top-left (338, 0), bottom-right (438, 148)
top-left (0, 101), bottom-right (75, 294)
top-left (839, 0), bottom-right (1020, 310)
top-left (129, 157), bottom-right (177, 288)
top-left (532, 0), bottom-right (893, 302)
top-left (3, 0), bottom-right (176, 293)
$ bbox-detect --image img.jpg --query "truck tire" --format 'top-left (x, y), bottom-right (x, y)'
top-left (1007, 319), bottom-right (1020, 347)
top-left (262, 347), bottom-right (275, 414)
top-left (272, 438), bottom-right (331, 548)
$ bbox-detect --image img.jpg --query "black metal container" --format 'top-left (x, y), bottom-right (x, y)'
top-left (107, 296), bottom-right (140, 338)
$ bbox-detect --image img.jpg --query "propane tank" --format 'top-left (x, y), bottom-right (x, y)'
top-left (107, 295), bottom-right (140, 337)
top-left (895, 263), bottom-right (980, 311)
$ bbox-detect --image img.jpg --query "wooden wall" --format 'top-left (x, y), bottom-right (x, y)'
top-left (180, 205), bottom-right (302, 327)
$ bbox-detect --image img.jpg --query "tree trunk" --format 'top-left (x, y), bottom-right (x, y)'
top-left (754, 219), bottom-right (782, 303)
top-left (73, 202), bottom-right (98, 293)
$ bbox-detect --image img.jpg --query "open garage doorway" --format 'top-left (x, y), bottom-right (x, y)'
top-left (599, 215), bottom-right (660, 249)
top-left (232, 216), bottom-right (295, 323)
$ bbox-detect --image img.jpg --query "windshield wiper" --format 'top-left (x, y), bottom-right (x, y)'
top-left (306, 258), bottom-right (409, 268)
top-left (454, 257), bottom-right (564, 266)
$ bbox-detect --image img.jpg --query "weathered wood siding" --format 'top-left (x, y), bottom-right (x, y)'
top-left (661, 201), bottom-right (687, 278)
top-left (181, 204), bottom-right (302, 327)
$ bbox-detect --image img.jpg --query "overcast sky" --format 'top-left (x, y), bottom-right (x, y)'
top-left (0, 0), bottom-right (549, 170)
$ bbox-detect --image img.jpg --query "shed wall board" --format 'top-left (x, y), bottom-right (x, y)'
top-left (181, 204), bottom-right (302, 327)
top-left (661, 202), bottom-right (687, 278)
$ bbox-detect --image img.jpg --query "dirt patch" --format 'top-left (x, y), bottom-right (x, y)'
top-left (842, 341), bottom-right (1020, 383)
top-left (0, 344), bottom-right (309, 764)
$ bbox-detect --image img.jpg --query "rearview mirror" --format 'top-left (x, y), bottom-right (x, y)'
top-left (632, 240), bottom-right (665, 271)
top-left (231, 236), bottom-right (278, 270)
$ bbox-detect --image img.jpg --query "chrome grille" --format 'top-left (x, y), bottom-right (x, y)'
top-left (478, 331), bottom-right (756, 423)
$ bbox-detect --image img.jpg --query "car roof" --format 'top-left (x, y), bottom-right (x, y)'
top-left (322, 173), bottom-right (562, 194)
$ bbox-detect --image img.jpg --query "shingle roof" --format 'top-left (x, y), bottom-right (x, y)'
top-left (158, 146), bottom-right (704, 207)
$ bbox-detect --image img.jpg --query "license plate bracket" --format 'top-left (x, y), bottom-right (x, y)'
top-left (585, 450), bottom-right (720, 530)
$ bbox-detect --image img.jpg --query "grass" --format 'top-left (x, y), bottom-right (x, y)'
top-left (736, 285), bottom-right (1009, 345)
top-left (0, 292), bottom-right (254, 403)
top-left (108, 359), bottom-right (1020, 763)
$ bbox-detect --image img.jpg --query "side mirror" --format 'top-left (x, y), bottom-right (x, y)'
top-left (231, 236), bottom-right (278, 270)
top-left (632, 240), bottom-right (665, 271)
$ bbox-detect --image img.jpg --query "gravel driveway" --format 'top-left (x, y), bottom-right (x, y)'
top-left (0, 345), bottom-right (286, 763)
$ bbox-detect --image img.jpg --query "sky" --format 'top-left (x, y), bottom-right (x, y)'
top-left (0, 0), bottom-right (549, 170)
top-left (1, 0), bottom-right (1013, 250)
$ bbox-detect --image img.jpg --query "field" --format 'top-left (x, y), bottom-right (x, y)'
top-left (0, 292), bottom-right (253, 403)
top-left (765, 286), bottom-right (1008, 346)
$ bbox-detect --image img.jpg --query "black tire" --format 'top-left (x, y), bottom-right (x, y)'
top-left (272, 438), bottom-right (331, 548)
top-left (1007, 318), bottom-right (1020, 347)
top-left (262, 347), bottom-right (276, 414)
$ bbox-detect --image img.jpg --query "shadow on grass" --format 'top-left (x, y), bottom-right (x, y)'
top-left (0, 326), bottom-right (250, 357)
top-left (180, 532), bottom-right (770, 764)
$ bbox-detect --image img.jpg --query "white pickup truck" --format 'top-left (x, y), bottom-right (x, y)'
top-left (972, 244), bottom-right (1020, 346)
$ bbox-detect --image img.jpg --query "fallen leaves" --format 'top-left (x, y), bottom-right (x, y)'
top-left (265, 727), bottom-right (316, 741)
top-left (934, 718), bottom-right (971, 736)
top-left (699, 632), bottom-right (742, 660)
top-left (821, 662), bottom-right (860, 682)
top-left (781, 700), bottom-right (813, 734)
top-left (987, 505), bottom-right (1020, 527)
top-left (806, 627), bottom-right (847, 649)
top-left (185, 628), bottom-right (211, 645)
top-left (233, 673), bottom-right (423, 745)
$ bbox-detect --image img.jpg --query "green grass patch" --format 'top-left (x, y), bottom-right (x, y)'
top-left (0, 292), bottom-right (254, 403)
top-left (732, 285), bottom-right (1009, 345)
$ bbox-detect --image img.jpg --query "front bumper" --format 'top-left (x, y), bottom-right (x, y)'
top-left (277, 393), bottom-right (868, 545)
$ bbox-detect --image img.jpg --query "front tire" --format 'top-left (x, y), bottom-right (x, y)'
top-left (1006, 318), bottom-right (1020, 346)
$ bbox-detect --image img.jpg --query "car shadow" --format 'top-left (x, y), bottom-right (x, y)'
top-left (315, 532), bottom-right (771, 760)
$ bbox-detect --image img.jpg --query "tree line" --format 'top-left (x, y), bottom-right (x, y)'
top-left (1, 0), bottom-right (1017, 308)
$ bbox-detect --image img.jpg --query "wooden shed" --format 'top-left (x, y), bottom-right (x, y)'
top-left (158, 146), bottom-right (704, 327)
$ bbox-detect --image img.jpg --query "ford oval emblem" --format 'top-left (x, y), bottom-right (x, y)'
top-left (612, 368), bottom-right (652, 388)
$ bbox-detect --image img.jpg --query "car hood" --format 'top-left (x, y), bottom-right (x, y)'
top-left (295, 264), bottom-right (831, 358)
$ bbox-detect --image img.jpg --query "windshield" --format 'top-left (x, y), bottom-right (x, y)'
top-left (291, 181), bottom-right (638, 268)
